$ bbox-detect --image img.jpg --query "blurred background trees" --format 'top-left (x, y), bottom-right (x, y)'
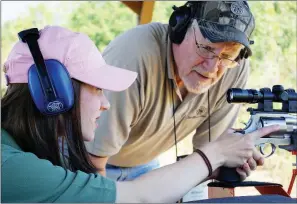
top-left (1, 1), bottom-right (296, 196)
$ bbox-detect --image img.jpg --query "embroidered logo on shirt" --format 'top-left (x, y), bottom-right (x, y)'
top-left (196, 106), bottom-right (207, 117)
top-left (185, 106), bottom-right (207, 119)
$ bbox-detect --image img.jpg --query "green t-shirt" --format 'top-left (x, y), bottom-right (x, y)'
top-left (1, 129), bottom-right (116, 203)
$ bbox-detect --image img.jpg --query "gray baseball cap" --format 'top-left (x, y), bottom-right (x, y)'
top-left (190, 1), bottom-right (255, 57)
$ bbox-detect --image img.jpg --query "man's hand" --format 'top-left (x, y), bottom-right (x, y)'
top-left (235, 148), bottom-right (264, 181)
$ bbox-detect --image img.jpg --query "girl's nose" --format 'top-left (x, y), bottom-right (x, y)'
top-left (99, 92), bottom-right (110, 111)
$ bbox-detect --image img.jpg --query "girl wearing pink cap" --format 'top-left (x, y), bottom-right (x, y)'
top-left (1, 26), bottom-right (281, 203)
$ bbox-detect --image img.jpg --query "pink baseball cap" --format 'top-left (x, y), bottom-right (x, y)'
top-left (3, 25), bottom-right (137, 92)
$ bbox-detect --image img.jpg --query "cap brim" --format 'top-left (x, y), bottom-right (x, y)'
top-left (198, 21), bottom-right (252, 56)
top-left (79, 64), bottom-right (137, 92)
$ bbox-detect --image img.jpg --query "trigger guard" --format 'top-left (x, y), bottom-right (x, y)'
top-left (270, 144), bottom-right (276, 156)
top-left (259, 144), bottom-right (265, 155)
top-left (259, 144), bottom-right (275, 158)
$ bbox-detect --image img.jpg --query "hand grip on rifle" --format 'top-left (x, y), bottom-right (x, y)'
top-left (216, 166), bottom-right (241, 183)
top-left (216, 129), bottom-right (246, 183)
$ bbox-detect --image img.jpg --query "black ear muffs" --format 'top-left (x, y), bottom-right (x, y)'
top-left (18, 28), bottom-right (74, 116)
top-left (234, 48), bottom-right (250, 62)
top-left (240, 48), bottom-right (249, 59)
top-left (168, 4), bottom-right (193, 44)
top-left (168, 2), bottom-right (205, 44)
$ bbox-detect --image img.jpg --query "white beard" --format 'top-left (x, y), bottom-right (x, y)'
top-left (180, 65), bottom-right (216, 94)
top-left (181, 75), bottom-right (211, 94)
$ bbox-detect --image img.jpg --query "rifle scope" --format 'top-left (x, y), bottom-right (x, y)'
top-left (227, 85), bottom-right (297, 103)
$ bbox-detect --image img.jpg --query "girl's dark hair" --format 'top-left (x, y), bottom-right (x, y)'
top-left (1, 79), bottom-right (97, 173)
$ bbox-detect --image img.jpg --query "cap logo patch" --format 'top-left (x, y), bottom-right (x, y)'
top-left (230, 2), bottom-right (244, 16)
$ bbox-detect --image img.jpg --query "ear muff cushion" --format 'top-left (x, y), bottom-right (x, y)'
top-left (169, 6), bottom-right (193, 44)
top-left (169, 12), bottom-right (178, 28)
top-left (239, 48), bottom-right (249, 59)
top-left (28, 59), bottom-right (74, 115)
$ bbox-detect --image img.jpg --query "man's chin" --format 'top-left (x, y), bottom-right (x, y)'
top-left (181, 76), bottom-right (212, 94)
top-left (187, 89), bottom-right (208, 94)
top-left (185, 84), bottom-right (212, 94)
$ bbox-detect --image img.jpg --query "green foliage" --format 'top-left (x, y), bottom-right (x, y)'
top-left (1, 2), bottom-right (73, 75)
top-left (247, 1), bottom-right (296, 89)
top-left (68, 2), bottom-right (137, 51)
top-left (152, 1), bottom-right (185, 23)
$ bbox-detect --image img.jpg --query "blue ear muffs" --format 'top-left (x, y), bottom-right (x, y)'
top-left (28, 59), bottom-right (74, 115)
top-left (18, 28), bottom-right (74, 115)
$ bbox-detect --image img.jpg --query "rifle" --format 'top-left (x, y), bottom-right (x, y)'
top-left (217, 85), bottom-right (297, 183)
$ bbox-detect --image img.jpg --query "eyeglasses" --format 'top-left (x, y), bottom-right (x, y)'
top-left (193, 28), bottom-right (240, 68)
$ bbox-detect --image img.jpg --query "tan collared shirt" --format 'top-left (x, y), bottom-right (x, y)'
top-left (84, 22), bottom-right (250, 167)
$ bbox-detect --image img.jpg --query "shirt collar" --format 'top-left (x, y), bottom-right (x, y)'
top-left (166, 36), bottom-right (185, 101)
top-left (166, 36), bottom-right (176, 80)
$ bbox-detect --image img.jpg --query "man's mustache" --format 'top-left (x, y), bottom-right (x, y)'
top-left (191, 66), bottom-right (217, 79)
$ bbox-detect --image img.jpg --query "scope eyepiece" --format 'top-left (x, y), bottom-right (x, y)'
top-left (226, 85), bottom-right (297, 104)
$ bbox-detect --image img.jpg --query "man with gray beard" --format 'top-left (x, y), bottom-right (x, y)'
top-left (85, 1), bottom-right (259, 198)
